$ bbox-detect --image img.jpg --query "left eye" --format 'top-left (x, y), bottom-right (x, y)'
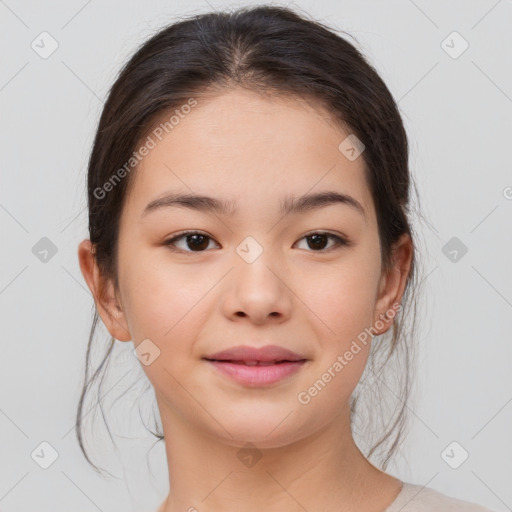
top-left (164, 231), bottom-right (348, 253)
top-left (294, 232), bottom-right (348, 251)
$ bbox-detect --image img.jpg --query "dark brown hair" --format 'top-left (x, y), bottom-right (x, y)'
top-left (77, 4), bottom-right (424, 476)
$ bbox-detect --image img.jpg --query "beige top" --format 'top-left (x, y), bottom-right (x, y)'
top-left (152, 481), bottom-right (495, 511)
top-left (384, 482), bottom-right (495, 511)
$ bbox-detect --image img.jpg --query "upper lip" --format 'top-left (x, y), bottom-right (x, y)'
top-left (204, 345), bottom-right (306, 363)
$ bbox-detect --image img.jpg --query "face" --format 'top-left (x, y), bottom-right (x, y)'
top-left (81, 87), bottom-right (409, 449)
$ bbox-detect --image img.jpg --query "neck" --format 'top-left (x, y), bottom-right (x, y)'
top-left (155, 397), bottom-right (401, 512)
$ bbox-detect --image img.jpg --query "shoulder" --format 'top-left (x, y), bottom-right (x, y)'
top-left (385, 482), bottom-right (495, 512)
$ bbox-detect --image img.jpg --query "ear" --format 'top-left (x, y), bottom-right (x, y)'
top-left (77, 239), bottom-right (132, 342)
top-left (373, 233), bottom-right (413, 336)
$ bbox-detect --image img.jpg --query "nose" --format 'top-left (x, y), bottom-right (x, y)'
top-left (221, 251), bottom-right (293, 325)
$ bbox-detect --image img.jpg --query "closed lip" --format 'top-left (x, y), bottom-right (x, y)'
top-left (204, 344), bottom-right (307, 363)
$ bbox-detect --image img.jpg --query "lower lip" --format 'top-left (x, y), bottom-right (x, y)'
top-left (206, 360), bottom-right (307, 386)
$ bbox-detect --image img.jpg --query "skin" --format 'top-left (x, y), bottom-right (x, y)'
top-left (78, 87), bottom-right (413, 512)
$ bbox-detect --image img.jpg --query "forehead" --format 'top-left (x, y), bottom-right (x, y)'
top-left (123, 87), bottom-right (374, 222)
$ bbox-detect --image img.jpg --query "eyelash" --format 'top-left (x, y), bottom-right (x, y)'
top-left (163, 230), bottom-right (350, 253)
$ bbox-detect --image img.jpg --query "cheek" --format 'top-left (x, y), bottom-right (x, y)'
top-left (119, 248), bottom-right (222, 360)
top-left (301, 254), bottom-right (381, 346)
top-left (294, 264), bottom-right (379, 414)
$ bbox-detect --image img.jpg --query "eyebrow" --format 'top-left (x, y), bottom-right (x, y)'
top-left (141, 190), bottom-right (366, 220)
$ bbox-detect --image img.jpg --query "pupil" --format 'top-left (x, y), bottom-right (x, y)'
top-left (185, 234), bottom-right (328, 251)
top-left (188, 234), bottom-right (208, 251)
top-left (308, 234), bottom-right (327, 250)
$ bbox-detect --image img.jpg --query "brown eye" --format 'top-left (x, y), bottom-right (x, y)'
top-left (164, 230), bottom-right (349, 254)
top-left (164, 231), bottom-right (218, 252)
top-left (294, 232), bottom-right (349, 252)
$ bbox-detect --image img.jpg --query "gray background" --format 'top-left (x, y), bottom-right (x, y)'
top-left (1, 0), bottom-right (511, 511)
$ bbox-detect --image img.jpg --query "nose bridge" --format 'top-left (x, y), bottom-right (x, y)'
top-left (222, 234), bottom-right (292, 322)
top-left (233, 234), bottom-right (281, 288)
top-left (235, 233), bottom-right (273, 266)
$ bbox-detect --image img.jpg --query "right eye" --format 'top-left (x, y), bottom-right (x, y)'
top-left (163, 230), bottom-right (220, 253)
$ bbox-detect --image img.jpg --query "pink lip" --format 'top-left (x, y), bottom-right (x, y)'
top-left (205, 344), bottom-right (305, 363)
top-left (206, 360), bottom-right (307, 386)
top-left (204, 345), bottom-right (308, 387)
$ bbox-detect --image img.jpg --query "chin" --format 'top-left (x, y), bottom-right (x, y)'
top-left (206, 410), bottom-right (304, 449)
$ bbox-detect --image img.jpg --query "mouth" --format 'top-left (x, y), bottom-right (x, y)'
top-left (202, 344), bottom-right (308, 386)
top-left (203, 352), bottom-right (307, 388)
top-left (204, 344), bottom-right (307, 364)
top-left (204, 359), bottom-right (307, 387)
top-left (204, 358), bottom-right (306, 366)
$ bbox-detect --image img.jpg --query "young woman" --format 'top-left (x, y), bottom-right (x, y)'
top-left (76, 5), bottom-right (494, 511)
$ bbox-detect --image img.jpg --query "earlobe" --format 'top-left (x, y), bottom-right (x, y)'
top-left (77, 239), bottom-right (132, 342)
top-left (373, 270), bottom-right (398, 336)
top-left (94, 281), bottom-right (132, 342)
